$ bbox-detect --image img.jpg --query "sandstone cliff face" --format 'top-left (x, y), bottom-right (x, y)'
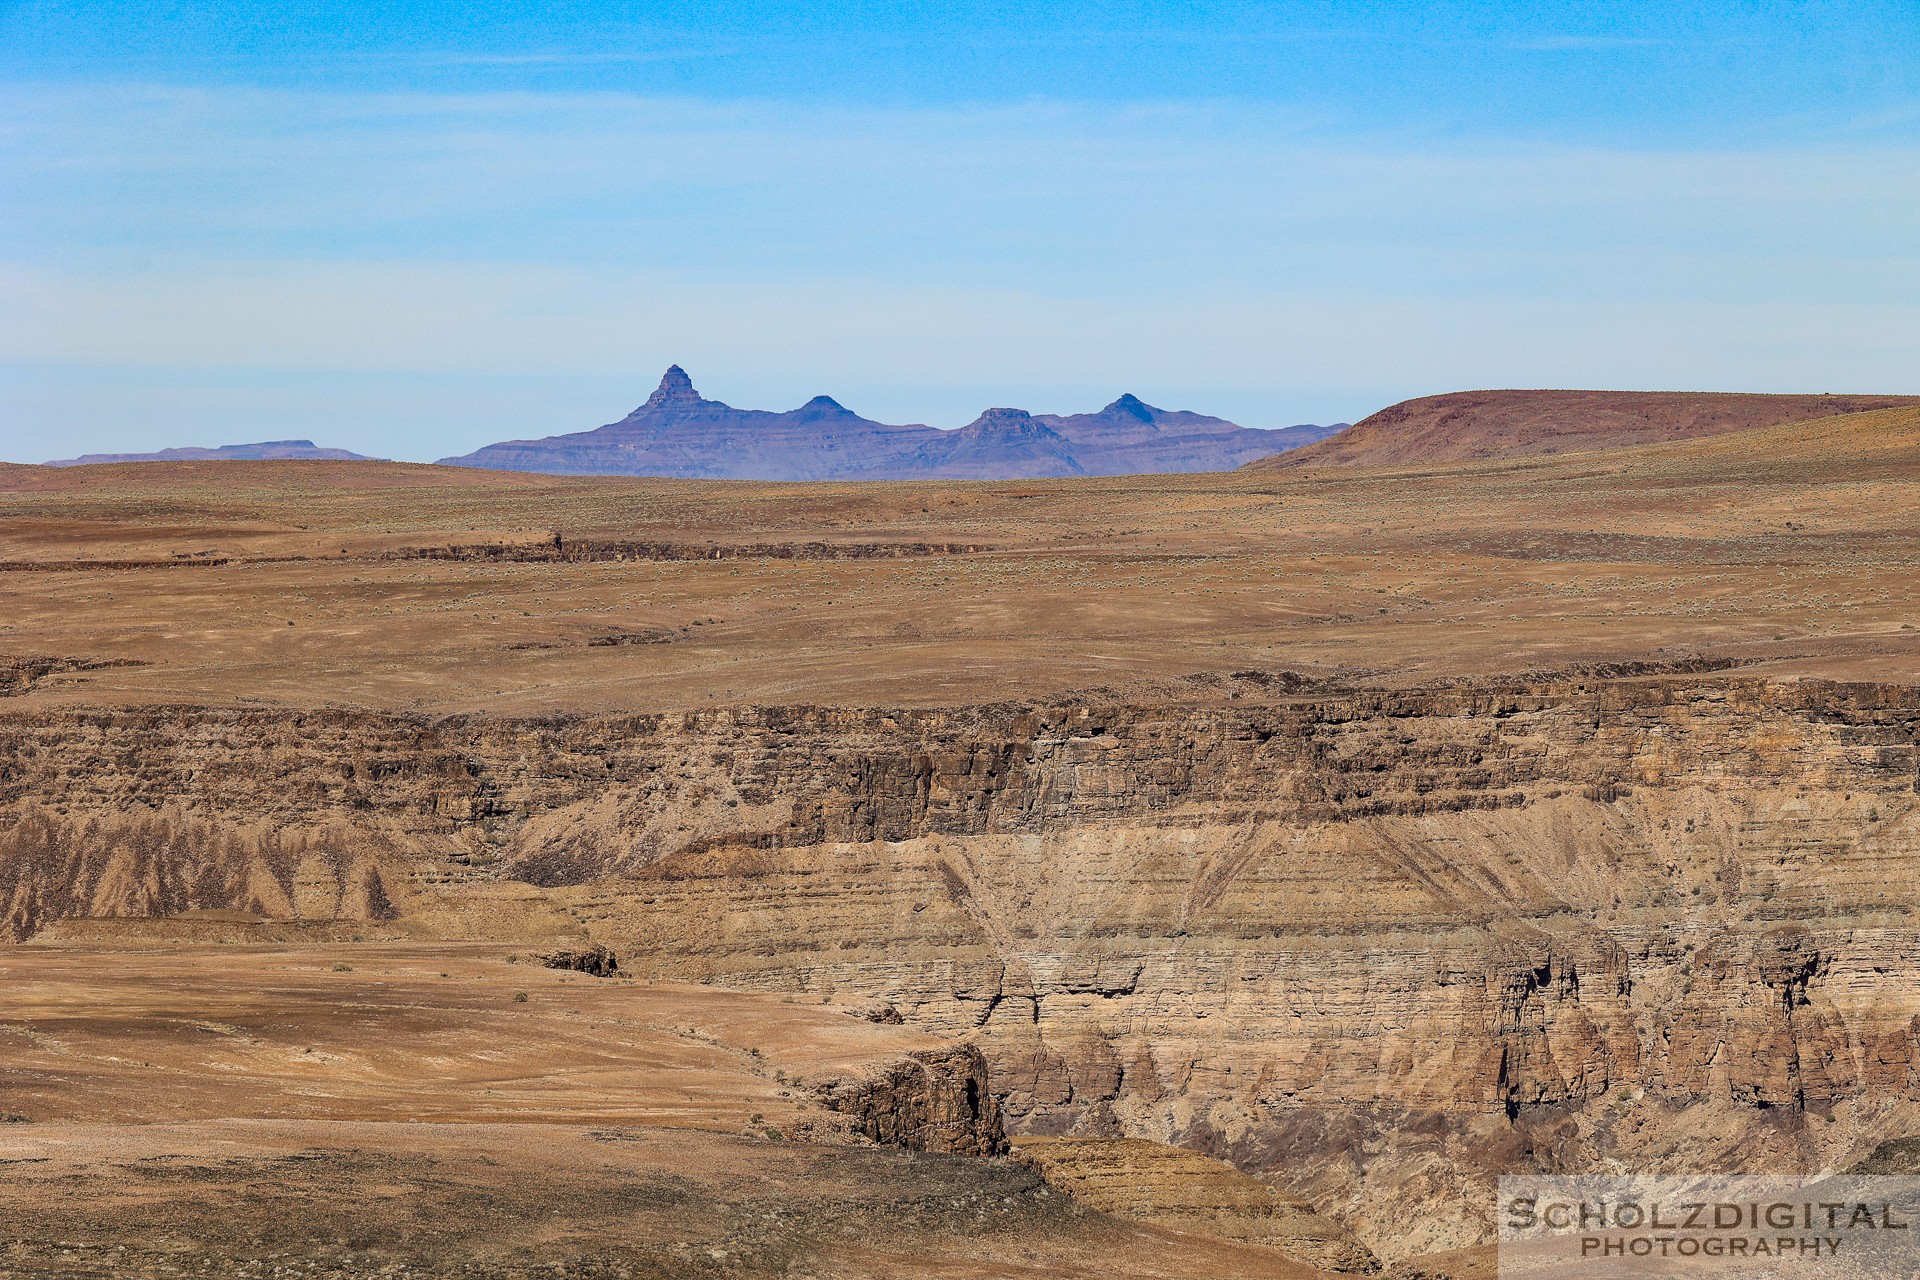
top-left (2, 678), bottom-right (1917, 1256)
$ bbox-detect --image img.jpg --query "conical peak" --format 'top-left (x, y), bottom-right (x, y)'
top-left (797, 395), bottom-right (849, 414)
top-left (1103, 393), bottom-right (1156, 421)
top-left (641, 365), bottom-right (701, 411)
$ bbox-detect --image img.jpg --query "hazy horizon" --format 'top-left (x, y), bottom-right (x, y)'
top-left (5, 2), bottom-right (1919, 464)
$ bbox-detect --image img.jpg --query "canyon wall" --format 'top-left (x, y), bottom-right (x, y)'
top-left (3, 678), bottom-right (1918, 1255)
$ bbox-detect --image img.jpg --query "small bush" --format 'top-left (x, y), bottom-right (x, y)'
top-left (332, 963), bottom-right (354, 973)
top-left (512, 991), bottom-right (529, 1003)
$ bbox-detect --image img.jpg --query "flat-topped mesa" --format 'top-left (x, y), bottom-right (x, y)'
top-left (44, 440), bottom-right (375, 466)
top-left (964, 407), bottom-right (1054, 435)
top-left (1248, 388), bottom-right (1920, 470)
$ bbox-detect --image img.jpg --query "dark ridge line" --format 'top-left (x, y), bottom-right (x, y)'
top-left (381, 538), bottom-right (998, 563)
top-left (0, 541), bottom-right (1000, 572)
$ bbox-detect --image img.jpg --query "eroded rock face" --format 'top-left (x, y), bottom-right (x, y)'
top-left (1, 677), bottom-right (1917, 1256)
top-left (810, 1045), bottom-right (1006, 1157)
top-left (1012, 1136), bottom-right (1379, 1272)
top-left (539, 944), bottom-right (619, 976)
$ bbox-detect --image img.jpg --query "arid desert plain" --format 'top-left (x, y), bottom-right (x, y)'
top-left (6, 392), bottom-right (1920, 1277)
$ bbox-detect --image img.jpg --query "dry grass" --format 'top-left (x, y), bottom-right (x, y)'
top-left (4, 406), bottom-right (1918, 712)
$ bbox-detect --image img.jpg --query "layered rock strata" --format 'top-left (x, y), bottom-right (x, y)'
top-left (2, 677), bottom-right (1917, 1255)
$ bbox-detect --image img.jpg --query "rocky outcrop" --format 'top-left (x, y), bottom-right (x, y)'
top-left (1850, 1137), bottom-right (1920, 1174)
top-left (810, 1045), bottom-right (1006, 1156)
top-left (539, 943), bottom-right (619, 976)
top-left (0, 656), bottom-right (142, 696)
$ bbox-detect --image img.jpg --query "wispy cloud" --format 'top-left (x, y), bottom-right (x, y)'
top-left (4, 83), bottom-right (1918, 459)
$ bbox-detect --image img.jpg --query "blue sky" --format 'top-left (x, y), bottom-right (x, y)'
top-left (4, 2), bottom-right (1919, 462)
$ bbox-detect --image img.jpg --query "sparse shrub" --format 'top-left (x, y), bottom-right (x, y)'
top-left (332, 963), bottom-right (353, 973)
top-left (513, 991), bottom-right (529, 1003)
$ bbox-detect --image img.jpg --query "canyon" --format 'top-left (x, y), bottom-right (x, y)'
top-left (5, 396), bottom-right (1920, 1275)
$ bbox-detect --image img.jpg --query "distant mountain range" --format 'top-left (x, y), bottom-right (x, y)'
top-left (438, 367), bottom-right (1345, 479)
top-left (46, 440), bottom-right (375, 466)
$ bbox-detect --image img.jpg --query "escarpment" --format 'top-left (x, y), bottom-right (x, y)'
top-left (3, 676), bottom-right (1919, 1256)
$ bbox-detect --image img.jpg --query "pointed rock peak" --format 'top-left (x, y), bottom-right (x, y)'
top-left (797, 394), bottom-right (849, 414)
top-left (1103, 393), bottom-right (1157, 422)
top-left (641, 365), bottom-right (702, 411)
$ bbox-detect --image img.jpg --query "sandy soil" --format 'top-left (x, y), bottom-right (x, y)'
top-left (1, 943), bottom-right (938, 1129)
top-left (0, 1118), bottom-right (1320, 1279)
top-left (0, 944), bottom-right (1325, 1279)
